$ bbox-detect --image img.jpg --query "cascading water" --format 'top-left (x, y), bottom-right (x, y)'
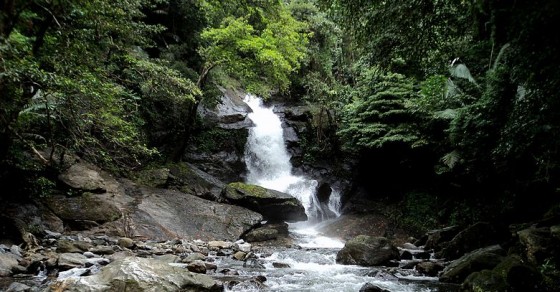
top-left (243, 94), bottom-right (340, 222)
top-left (221, 94), bottom-right (456, 292)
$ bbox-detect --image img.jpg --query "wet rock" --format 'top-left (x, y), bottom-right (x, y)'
top-left (439, 245), bottom-right (505, 283)
top-left (222, 182), bottom-right (307, 222)
top-left (336, 235), bottom-right (399, 266)
top-left (187, 260), bottom-right (207, 274)
top-left (399, 250), bottom-right (413, 260)
top-left (243, 226), bottom-right (279, 242)
top-left (183, 252), bottom-right (207, 263)
top-left (272, 262), bottom-right (290, 268)
top-left (416, 261), bottom-right (444, 277)
top-left (48, 256), bottom-right (222, 291)
top-left (233, 251), bottom-right (247, 261)
top-left (359, 283), bottom-right (390, 292)
top-left (234, 240), bottom-right (252, 252)
top-left (243, 258), bottom-right (265, 269)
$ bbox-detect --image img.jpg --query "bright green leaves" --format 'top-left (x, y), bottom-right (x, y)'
top-left (199, 1), bottom-right (308, 97)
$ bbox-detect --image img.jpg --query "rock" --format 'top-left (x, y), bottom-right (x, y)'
top-left (56, 240), bottom-right (92, 253)
top-left (83, 251), bottom-right (96, 258)
top-left (437, 222), bottom-right (508, 260)
top-left (315, 182), bottom-right (332, 203)
top-left (222, 182), bottom-right (307, 222)
top-left (117, 237), bottom-right (135, 249)
top-left (359, 283), bottom-right (390, 292)
top-left (462, 254), bottom-right (541, 292)
top-left (234, 241), bottom-right (252, 253)
top-left (208, 240), bottom-right (232, 249)
top-left (424, 226), bottom-right (461, 251)
top-left (439, 245), bottom-right (505, 283)
top-left (336, 235), bottom-right (399, 266)
top-left (183, 252), bottom-right (207, 263)
top-left (187, 260), bottom-right (207, 274)
top-left (57, 253), bottom-right (88, 270)
top-left (136, 168), bottom-right (170, 188)
top-left (43, 194), bottom-right (121, 225)
top-left (399, 250), bottom-right (413, 260)
top-left (233, 251), bottom-right (247, 261)
top-left (243, 226), bottom-right (279, 242)
top-left (204, 262), bottom-right (218, 272)
top-left (272, 262), bottom-right (290, 268)
top-left (134, 187), bottom-right (263, 241)
top-left (57, 267), bottom-right (93, 280)
top-left (6, 282), bottom-right (31, 292)
top-left (48, 256), bottom-right (222, 291)
top-left (0, 253), bottom-right (20, 276)
top-left (416, 261), bottom-right (444, 277)
top-left (58, 162), bottom-right (106, 193)
top-left (518, 226), bottom-right (559, 265)
top-left (89, 245), bottom-right (115, 255)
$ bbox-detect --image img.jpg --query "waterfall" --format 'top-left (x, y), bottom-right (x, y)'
top-left (243, 94), bottom-right (340, 222)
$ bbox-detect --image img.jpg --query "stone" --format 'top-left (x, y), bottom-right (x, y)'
top-left (136, 168), bottom-right (170, 188)
top-left (336, 235), bottom-right (399, 266)
top-left (48, 256), bottom-right (222, 291)
top-left (6, 282), bottom-right (31, 292)
top-left (243, 227), bottom-right (279, 242)
top-left (424, 226), bottom-right (461, 251)
top-left (437, 222), bottom-right (509, 260)
top-left (439, 245), bottom-right (505, 283)
top-left (518, 226), bottom-right (558, 265)
top-left (234, 242), bottom-right (252, 253)
top-left (117, 237), bottom-right (135, 249)
top-left (89, 246), bottom-right (115, 255)
top-left (58, 162), bottom-right (106, 193)
top-left (272, 262), bottom-right (291, 268)
top-left (187, 260), bottom-right (207, 274)
top-left (233, 251), bottom-right (247, 261)
top-left (43, 194), bottom-right (121, 224)
top-left (56, 240), bottom-right (92, 253)
top-left (222, 182), bottom-right (307, 222)
top-left (359, 283), bottom-right (390, 292)
top-left (416, 261), bottom-right (444, 277)
top-left (0, 253), bottom-right (20, 277)
top-left (57, 253), bottom-right (88, 270)
top-left (208, 240), bottom-right (232, 249)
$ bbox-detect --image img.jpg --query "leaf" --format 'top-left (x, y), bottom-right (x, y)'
top-left (442, 150), bottom-right (461, 169)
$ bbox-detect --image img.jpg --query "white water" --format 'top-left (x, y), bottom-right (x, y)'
top-left (243, 94), bottom-right (340, 222)
top-left (232, 95), bottom-right (452, 292)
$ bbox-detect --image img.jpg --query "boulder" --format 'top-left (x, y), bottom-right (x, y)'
top-left (166, 163), bottom-right (225, 202)
top-left (222, 182), bottom-right (307, 222)
top-left (423, 226), bottom-right (461, 250)
top-left (518, 226), bottom-right (559, 266)
top-left (48, 256), bottom-right (222, 291)
top-left (43, 194), bottom-right (121, 225)
top-left (57, 253), bottom-right (88, 270)
top-left (0, 252), bottom-right (20, 277)
top-left (336, 235), bottom-right (399, 266)
top-left (437, 222), bottom-right (508, 260)
top-left (462, 255), bottom-right (540, 292)
top-left (134, 188), bottom-right (263, 241)
top-left (359, 283), bottom-right (390, 292)
top-left (243, 227), bottom-right (279, 242)
top-left (58, 162), bottom-right (106, 193)
top-left (135, 168), bottom-right (170, 188)
top-left (439, 245), bottom-right (505, 283)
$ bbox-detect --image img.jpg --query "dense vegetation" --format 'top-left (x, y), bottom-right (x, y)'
top-left (2, 0), bottom-right (559, 234)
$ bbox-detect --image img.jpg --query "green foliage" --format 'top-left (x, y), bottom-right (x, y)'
top-left (399, 192), bottom-right (441, 233)
top-left (199, 0), bottom-right (309, 97)
top-left (337, 68), bottom-right (426, 152)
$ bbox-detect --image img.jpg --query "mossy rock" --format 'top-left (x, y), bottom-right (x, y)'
top-left (222, 182), bottom-right (307, 222)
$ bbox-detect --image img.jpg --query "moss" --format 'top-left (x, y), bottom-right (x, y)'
top-left (228, 182), bottom-right (270, 198)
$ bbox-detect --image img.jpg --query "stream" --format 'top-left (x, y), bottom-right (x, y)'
top-left (226, 95), bottom-right (460, 292)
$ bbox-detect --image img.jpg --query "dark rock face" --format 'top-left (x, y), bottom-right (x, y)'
top-left (58, 162), bottom-right (107, 193)
top-left (437, 222), bottom-right (509, 260)
top-left (518, 226), bottom-right (560, 266)
top-left (222, 182), bottom-right (307, 223)
top-left (336, 235), bottom-right (399, 266)
top-left (439, 245), bottom-right (505, 283)
top-left (462, 254), bottom-right (541, 292)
